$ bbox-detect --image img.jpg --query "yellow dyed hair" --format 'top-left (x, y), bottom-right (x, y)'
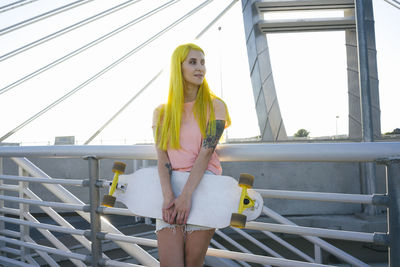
top-left (155, 43), bottom-right (231, 150)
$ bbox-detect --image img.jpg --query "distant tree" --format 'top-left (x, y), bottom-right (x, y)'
top-left (294, 129), bottom-right (309, 137)
top-left (384, 128), bottom-right (400, 135)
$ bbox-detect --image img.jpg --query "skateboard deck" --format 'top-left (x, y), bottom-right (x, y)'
top-left (114, 167), bottom-right (263, 229)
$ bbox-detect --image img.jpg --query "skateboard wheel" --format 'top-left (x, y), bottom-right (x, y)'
top-left (102, 195), bottom-right (116, 207)
top-left (230, 213), bottom-right (247, 228)
top-left (112, 161), bottom-right (126, 174)
top-left (238, 173), bottom-right (254, 188)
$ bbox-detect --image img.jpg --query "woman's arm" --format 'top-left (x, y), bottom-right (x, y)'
top-left (155, 146), bottom-right (176, 223)
top-left (153, 107), bottom-right (175, 223)
top-left (171, 119), bottom-right (226, 225)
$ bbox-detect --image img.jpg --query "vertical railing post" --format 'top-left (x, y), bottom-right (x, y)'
top-left (314, 245), bottom-right (322, 263)
top-left (85, 156), bottom-right (102, 266)
top-left (18, 166), bottom-right (29, 263)
top-left (385, 159), bottom-right (400, 267)
top-left (0, 157), bottom-right (4, 255)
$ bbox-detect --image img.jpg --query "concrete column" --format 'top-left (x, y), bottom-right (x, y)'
top-left (241, 0), bottom-right (287, 141)
top-left (345, 2), bottom-right (381, 140)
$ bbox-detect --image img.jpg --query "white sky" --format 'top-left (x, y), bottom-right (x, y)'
top-left (0, 0), bottom-right (399, 145)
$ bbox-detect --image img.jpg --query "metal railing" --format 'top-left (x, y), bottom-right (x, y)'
top-left (0, 142), bottom-right (399, 266)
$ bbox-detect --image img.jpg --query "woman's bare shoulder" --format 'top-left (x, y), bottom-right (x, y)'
top-left (152, 104), bottom-right (165, 127)
top-left (153, 104), bottom-right (165, 114)
top-left (212, 98), bottom-right (225, 108)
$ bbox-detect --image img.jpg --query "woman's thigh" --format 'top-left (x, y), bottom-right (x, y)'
top-left (157, 226), bottom-right (185, 267)
top-left (184, 229), bottom-right (215, 267)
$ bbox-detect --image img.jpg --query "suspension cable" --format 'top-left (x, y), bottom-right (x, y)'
top-left (0, 0), bottom-right (179, 96)
top-left (0, 0), bottom-right (39, 13)
top-left (0, 0), bottom-right (214, 142)
top-left (0, 0), bottom-right (144, 62)
top-left (195, 0), bottom-right (238, 39)
top-left (384, 0), bottom-right (400, 9)
top-left (84, 70), bottom-right (163, 144)
top-left (0, 0), bottom-right (94, 36)
top-left (84, 1), bottom-right (238, 144)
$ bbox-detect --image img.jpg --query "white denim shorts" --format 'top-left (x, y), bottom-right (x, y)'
top-left (155, 219), bottom-right (212, 233)
top-left (155, 170), bottom-right (215, 233)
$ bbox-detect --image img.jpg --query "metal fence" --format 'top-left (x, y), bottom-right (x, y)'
top-left (0, 142), bottom-right (399, 266)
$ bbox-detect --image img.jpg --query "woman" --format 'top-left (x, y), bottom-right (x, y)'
top-left (152, 43), bottom-right (231, 267)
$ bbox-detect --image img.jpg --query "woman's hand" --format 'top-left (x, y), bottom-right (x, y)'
top-left (162, 196), bottom-right (175, 224)
top-left (170, 193), bottom-right (192, 225)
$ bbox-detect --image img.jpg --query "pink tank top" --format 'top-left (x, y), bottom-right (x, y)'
top-left (155, 99), bottom-right (227, 175)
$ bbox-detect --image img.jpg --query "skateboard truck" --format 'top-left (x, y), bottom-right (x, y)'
top-left (101, 161), bottom-right (126, 207)
top-left (230, 173), bottom-right (256, 228)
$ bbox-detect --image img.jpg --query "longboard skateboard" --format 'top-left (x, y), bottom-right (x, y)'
top-left (103, 163), bottom-right (263, 229)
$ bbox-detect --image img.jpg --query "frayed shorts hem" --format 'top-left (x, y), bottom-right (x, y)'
top-left (155, 219), bottom-right (213, 234)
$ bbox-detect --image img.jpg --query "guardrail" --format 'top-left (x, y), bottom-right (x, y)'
top-left (0, 142), bottom-right (399, 266)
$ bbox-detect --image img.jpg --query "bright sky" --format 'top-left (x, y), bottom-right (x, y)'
top-left (0, 0), bottom-right (399, 145)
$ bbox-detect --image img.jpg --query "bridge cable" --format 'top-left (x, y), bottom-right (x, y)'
top-left (0, 0), bottom-right (95, 36)
top-left (0, 0), bottom-right (213, 142)
top-left (0, 0), bottom-right (144, 62)
top-left (0, 0), bottom-right (39, 14)
top-left (84, 0), bottom-right (239, 144)
top-left (84, 70), bottom-right (163, 144)
top-left (195, 0), bottom-right (238, 39)
top-left (383, 0), bottom-right (400, 9)
top-left (0, 0), bottom-right (180, 96)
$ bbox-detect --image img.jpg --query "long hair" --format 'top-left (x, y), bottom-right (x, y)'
top-left (155, 43), bottom-right (231, 150)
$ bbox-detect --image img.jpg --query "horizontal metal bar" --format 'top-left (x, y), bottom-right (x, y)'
top-left (0, 195), bottom-right (86, 211)
top-left (0, 236), bottom-right (89, 262)
top-left (256, 189), bottom-right (374, 204)
top-left (98, 206), bottom-right (136, 216)
top-left (258, 17), bottom-right (356, 33)
top-left (0, 184), bottom-right (19, 191)
top-left (245, 221), bottom-right (380, 243)
top-left (0, 207), bottom-right (20, 216)
top-left (1, 142), bottom-right (400, 162)
top-left (12, 157), bottom-right (158, 266)
top-left (23, 212), bottom-right (87, 267)
top-left (0, 229), bottom-right (20, 238)
top-left (0, 255), bottom-right (33, 267)
top-left (0, 216), bottom-right (86, 236)
top-left (262, 206), bottom-right (369, 266)
top-left (206, 248), bottom-right (333, 266)
top-left (103, 233), bottom-right (157, 247)
top-left (104, 233), bottom-right (331, 266)
top-left (0, 246), bottom-right (21, 256)
top-left (0, 174), bottom-right (85, 186)
top-left (256, 0), bottom-right (354, 12)
top-left (24, 235), bottom-right (60, 267)
top-left (209, 239), bottom-right (249, 266)
top-left (102, 259), bottom-right (143, 267)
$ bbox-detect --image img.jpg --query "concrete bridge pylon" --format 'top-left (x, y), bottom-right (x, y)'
top-left (241, 0), bottom-right (381, 141)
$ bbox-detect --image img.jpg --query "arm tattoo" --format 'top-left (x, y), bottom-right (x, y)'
top-left (165, 163), bottom-right (172, 176)
top-left (202, 120), bottom-right (225, 151)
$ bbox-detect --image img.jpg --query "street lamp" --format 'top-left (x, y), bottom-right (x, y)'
top-left (336, 115), bottom-right (340, 137)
